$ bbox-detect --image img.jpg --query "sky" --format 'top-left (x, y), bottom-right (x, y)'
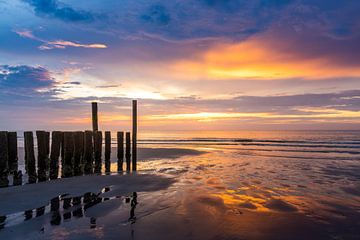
top-left (1, 0), bottom-right (360, 131)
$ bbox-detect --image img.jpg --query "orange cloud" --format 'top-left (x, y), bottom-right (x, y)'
top-left (170, 37), bottom-right (360, 80)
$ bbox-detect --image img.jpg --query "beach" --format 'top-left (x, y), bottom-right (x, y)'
top-left (0, 130), bottom-right (359, 239)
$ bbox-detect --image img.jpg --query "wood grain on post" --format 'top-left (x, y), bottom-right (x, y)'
top-left (73, 131), bottom-right (84, 176)
top-left (117, 132), bottom-right (124, 172)
top-left (92, 102), bottom-right (98, 132)
top-left (7, 132), bottom-right (18, 173)
top-left (105, 131), bottom-right (111, 173)
top-left (83, 131), bottom-right (94, 174)
top-left (125, 132), bottom-right (131, 171)
top-left (62, 132), bottom-right (74, 178)
top-left (132, 100), bottom-right (137, 171)
top-left (0, 131), bottom-right (9, 187)
top-left (24, 131), bottom-right (36, 183)
top-left (36, 131), bottom-right (49, 182)
top-left (93, 131), bottom-right (102, 173)
top-left (50, 131), bottom-right (62, 180)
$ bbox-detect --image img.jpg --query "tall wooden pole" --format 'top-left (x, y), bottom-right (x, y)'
top-left (92, 102), bottom-right (98, 132)
top-left (132, 100), bottom-right (137, 171)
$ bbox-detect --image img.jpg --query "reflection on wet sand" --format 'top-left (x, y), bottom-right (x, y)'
top-left (0, 187), bottom-right (139, 231)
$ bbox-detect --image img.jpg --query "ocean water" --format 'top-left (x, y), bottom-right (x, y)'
top-left (1, 130), bottom-right (360, 239)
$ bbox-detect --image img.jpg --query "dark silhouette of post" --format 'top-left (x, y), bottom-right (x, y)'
top-left (132, 100), bottom-right (137, 171)
top-left (105, 131), bottom-right (111, 173)
top-left (36, 131), bottom-right (49, 182)
top-left (50, 131), bottom-right (62, 180)
top-left (125, 132), bottom-right (131, 171)
top-left (7, 132), bottom-right (18, 173)
top-left (92, 102), bottom-right (98, 132)
top-left (73, 131), bottom-right (84, 176)
top-left (84, 131), bottom-right (94, 174)
top-left (94, 131), bottom-right (102, 173)
top-left (0, 131), bottom-right (9, 187)
top-left (117, 132), bottom-right (124, 172)
top-left (45, 131), bottom-right (50, 171)
top-left (24, 131), bottom-right (36, 183)
top-left (62, 132), bottom-right (74, 178)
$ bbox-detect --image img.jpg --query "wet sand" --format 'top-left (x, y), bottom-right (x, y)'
top-left (1, 135), bottom-right (360, 239)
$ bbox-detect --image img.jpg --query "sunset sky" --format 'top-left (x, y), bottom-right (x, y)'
top-left (1, 0), bottom-right (360, 131)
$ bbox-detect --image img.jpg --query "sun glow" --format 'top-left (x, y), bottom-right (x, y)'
top-left (171, 37), bottom-right (360, 80)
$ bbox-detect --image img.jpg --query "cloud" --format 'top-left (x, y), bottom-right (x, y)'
top-left (0, 65), bottom-right (55, 90)
top-left (168, 35), bottom-right (360, 80)
top-left (0, 65), bottom-right (59, 106)
top-left (39, 40), bottom-right (107, 50)
top-left (24, 0), bottom-right (94, 22)
top-left (14, 29), bottom-right (107, 50)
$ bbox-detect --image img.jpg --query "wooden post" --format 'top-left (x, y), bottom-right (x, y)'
top-left (132, 100), bottom-right (137, 171)
top-left (92, 102), bottom-right (98, 132)
top-left (105, 131), bottom-right (111, 173)
top-left (50, 131), bottom-right (62, 180)
top-left (45, 131), bottom-right (50, 171)
top-left (0, 131), bottom-right (9, 187)
top-left (7, 132), bottom-right (18, 173)
top-left (61, 132), bottom-right (65, 165)
top-left (125, 132), bottom-right (131, 171)
top-left (62, 132), bottom-right (74, 178)
top-left (117, 132), bottom-right (124, 172)
top-left (93, 131), bottom-right (102, 173)
top-left (24, 131), bottom-right (36, 183)
top-left (84, 131), bottom-right (94, 174)
top-left (73, 131), bottom-right (84, 176)
top-left (36, 131), bottom-right (49, 182)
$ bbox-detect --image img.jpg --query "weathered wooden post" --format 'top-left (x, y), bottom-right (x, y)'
top-left (94, 131), bottom-right (102, 173)
top-left (50, 131), bottom-right (62, 179)
top-left (92, 102), bottom-right (98, 132)
top-left (132, 100), bottom-right (137, 171)
top-left (24, 131), bottom-right (36, 183)
top-left (125, 132), bottom-right (131, 171)
top-left (117, 132), bottom-right (124, 172)
top-left (45, 131), bottom-right (50, 171)
top-left (36, 131), bottom-right (49, 182)
top-left (62, 132), bottom-right (74, 178)
top-left (0, 131), bottom-right (9, 187)
top-left (105, 131), bottom-right (111, 173)
top-left (7, 132), bottom-right (18, 173)
top-left (73, 131), bottom-right (84, 176)
top-left (61, 132), bottom-right (65, 165)
top-left (84, 131), bottom-right (94, 174)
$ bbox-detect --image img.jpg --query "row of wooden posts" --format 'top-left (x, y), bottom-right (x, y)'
top-left (0, 100), bottom-right (138, 187)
